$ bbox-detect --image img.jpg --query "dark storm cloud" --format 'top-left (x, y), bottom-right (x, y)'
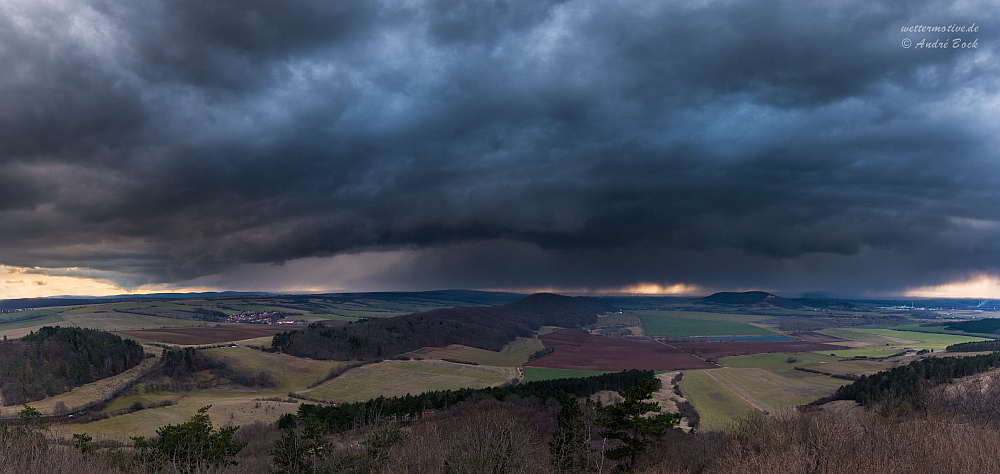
top-left (1, 0), bottom-right (998, 295)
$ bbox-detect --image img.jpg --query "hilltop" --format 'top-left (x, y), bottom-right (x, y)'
top-left (699, 291), bottom-right (856, 310)
top-left (272, 293), bottom-right (611, 360)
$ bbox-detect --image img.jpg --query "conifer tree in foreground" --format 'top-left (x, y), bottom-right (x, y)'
top-left (595, 378), bottom-right (681, 472)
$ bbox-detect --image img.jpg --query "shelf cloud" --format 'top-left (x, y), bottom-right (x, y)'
top-left (1, 0), bottom-right (998, 297)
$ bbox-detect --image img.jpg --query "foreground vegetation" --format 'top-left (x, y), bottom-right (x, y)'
top-left (12, 369), bottom-right (1000, 473)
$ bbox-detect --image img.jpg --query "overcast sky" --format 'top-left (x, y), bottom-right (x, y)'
top-left (1, 0), bottom-right (998, 299)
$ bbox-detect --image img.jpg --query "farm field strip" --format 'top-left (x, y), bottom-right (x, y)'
top-left (303, 360), bottom-right (517, 403)
top-left (405, 336), bottom-right (545, 367)
top-left (528, 329), bottom-right (717, 371)
top-left (819, 328), bottom-right (921, 347)
top-left (890, 324), bottom-right (984, 336)
top-left (639, 315), bottom-right (777, 337)
top-left (852, 328), bottom-right (990, 348)
top-left (200, 346), bottom-right (344, 393)
top-left (65, 312), bottom-right (205, 331)
top-left (0, 313), bottom-right (67, 338)
top-left (719, 352), bottom-right (843, 371)
top-left (116, 325), bottom-right (303, 345)
top-left (704, 367), bottom-right (845, 412)
top-left (669, 340), bottom-right (849, 360)
top-left (679, 370), bottom-right (755, 431)
top-left (632, 310), bottom-right (769, 323)
top-left (814, 347), bottom-right (917, 358)
top-left (299, 313), bottom-right (361, 322)
top-left (70, 394), bottom-right (300, 440)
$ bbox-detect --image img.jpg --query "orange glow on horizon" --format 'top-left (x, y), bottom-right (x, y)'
top-left (902, 274), bottom-right (1000, 299)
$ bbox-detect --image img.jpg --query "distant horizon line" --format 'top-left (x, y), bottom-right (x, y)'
top-left (2, 288), bottom-right (995, 303)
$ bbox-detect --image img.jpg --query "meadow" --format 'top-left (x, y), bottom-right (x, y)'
top-left (678, 369), bottom-right (755, 431)
top-left (303, 360), bottom-right (518, 403)
top-left (639, 314), bottom-right (776, 337)
top-left (405, 336), bottom-right (545, 367)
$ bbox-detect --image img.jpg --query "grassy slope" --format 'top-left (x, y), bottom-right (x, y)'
top-left (407, 337), bottom-right (545, 367)
top-left (199, 346), bottom-right (344, 394)
top-left (815, 328), bottom-right (988, 357)
top-left (703, 367), bottom-right (845, 412)
top-left (679, 370), bottom-right (755, 431)
top-left (303, 360), bottom-right (518, 403)
top-left (60, 347), bottom-right (341, 439)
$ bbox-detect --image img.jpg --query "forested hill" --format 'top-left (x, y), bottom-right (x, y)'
top-left (0, 326), bottom-right (144, 406)
top-left (272, 293), bottom-right (611, 360)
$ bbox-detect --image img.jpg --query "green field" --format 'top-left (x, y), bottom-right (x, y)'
top-left (813, 347), bottom-right (916, 358)
top-left (200, 346), bottom-right (344, 393)
top-left (304, 360), bottom-right (518, 403)
top-left (890, 324), bottom-right (982, 336)
top-left (865, 328), bottom-right (991, 347)
top-left (702, 367), bottom-right (845, 412)
top-left (632, 310), bottom-right (768, 323)
top-left (0, 312), bottom-right (65, 333)
top-left (69, 313), bottom-right (204, 331)
top-left (823, 328), bottom-right (989, 352)
top-left (719, 352), bottom-right (843, 371)
top-left (522, 367), bottom-right (613, 382)
top-left (679, 370), bottom-right (755, 431)
top-left (299, 313), bottom-right (361, 322)
top-left (718, 351), bottom-right (901, 379)
top-left (639, 315), bottom-right (776, 337)
top-left (407, 337), bottom-right (545, 367)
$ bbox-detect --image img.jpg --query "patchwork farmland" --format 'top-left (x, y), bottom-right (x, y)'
top-left (6, 288), bottom-right (1000, 445)
top-left (526, 329), bottom-right (718, 371)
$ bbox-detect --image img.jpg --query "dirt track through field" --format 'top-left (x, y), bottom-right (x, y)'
top-left (703, 368), bottom-right (774, 414)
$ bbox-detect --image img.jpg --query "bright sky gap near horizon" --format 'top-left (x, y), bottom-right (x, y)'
top-left (1, 0), bottom-right (999, 300)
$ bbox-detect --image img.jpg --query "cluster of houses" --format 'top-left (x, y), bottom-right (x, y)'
top-left (224, 311), bottom-right (302, 325)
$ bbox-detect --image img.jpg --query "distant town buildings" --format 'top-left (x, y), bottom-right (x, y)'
top-left (224, 311), bottom-right (303, 325)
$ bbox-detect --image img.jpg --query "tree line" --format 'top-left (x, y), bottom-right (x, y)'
top-left (832, 352), bottom-right (1000, 408)
top-left (0, 326), bottom-right (144, 406)
top-left (271, 293), bottom-right (610, 360)
top-left (295, 369), bottom-right (656, 432)
top-left (945, 318), bottom-right (1000, 334)
top-left (946, 340), bottom-right (1000, 352)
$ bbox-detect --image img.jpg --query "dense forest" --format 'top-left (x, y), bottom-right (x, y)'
top-left (945, 318), bottom-right (1000, 334)
top-left (0, 326), bottom-right (144, 406)
top-left (296, 369), bottom-right (656, 431)
top-left (946, 340), bottom-right (1000, 352)
top-left (271, 293), bottom-right (610, 360)
top-left (833, 352), bottom-right (1000, 407)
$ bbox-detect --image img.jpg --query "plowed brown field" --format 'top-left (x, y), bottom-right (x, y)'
top-left (668, 340), bottom-right (849, 359)
top-left (526, 329), bottom-right (718, 371)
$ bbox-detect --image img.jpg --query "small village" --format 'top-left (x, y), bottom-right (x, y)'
top-left (224, 310), bottom-right (302, 325)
